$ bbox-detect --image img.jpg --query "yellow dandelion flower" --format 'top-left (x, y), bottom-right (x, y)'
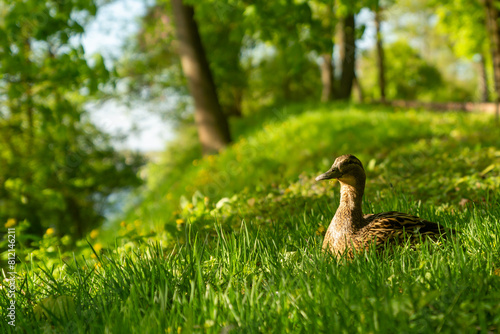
top-left (176, 219), bottom-right (184, 225)
top-left (90, 229), bottom-right (99, 239)
top-left (93, 243), bottom-right (103, 252)
top-left (316, 226), bottom-right (326, 236)
top-left (134, 220), bottom-right (141, 228)
top-left (186, 203), bottom-right (194, 209)
top-left (46, 228), bottom-right (55, 236)
top-left (120, 221), bottom-right (126, 228)
top-left (5, 219), bottom-right (16, 228)
top-left (91, 253), bottom-right (97, 259)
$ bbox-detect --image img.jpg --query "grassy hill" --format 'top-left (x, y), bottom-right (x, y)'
top-left (118, 102), bottom-right (499, 245)
top-left (2, 102), bottom-right (500, 333)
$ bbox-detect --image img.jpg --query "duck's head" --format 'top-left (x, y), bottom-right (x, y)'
top-left (315, 154), bottom-right (365, 187)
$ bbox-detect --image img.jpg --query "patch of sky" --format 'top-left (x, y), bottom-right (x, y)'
top-left (82, 0), bottom-right (173, 153)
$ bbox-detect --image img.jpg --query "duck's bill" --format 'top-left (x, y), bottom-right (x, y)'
top-left (315, 168), bottom-right (341, 181)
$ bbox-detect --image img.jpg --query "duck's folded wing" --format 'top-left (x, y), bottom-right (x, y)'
top-left (360, 211), bottom-right (450, 246)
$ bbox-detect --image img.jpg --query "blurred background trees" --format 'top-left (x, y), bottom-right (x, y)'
top-left (1, 0), bottom-right (499, 241)
top-left (0, 0), bottom-right (143, 241)
top-left (120, 0), bottom-right (499, 113)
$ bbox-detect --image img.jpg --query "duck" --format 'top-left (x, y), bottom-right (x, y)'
top-left (315, 154), bottom-right (452, 258)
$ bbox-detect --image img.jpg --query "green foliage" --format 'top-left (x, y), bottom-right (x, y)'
top-left (0, 0), bottom-right (143, 239)
top-left (432, 0), bottom-right (493, 101)
top-left (359, 41), bottom-right (475, 101)
top-left (119, 0), bottom-right (249, 119)
top-left (381, 0), bottom-right (487, 102)
top-left (245, 47), bottom-right (322, 107)
top-left (308, 0), bottom-right (336, 54)
top-left (381, 41), bottom-right (440, 99)
top-left (433, 0), bottom-right (487, 59)
top-left (120, 0), bottom-right (326, 117)
top-left (120, 0), bottom-right (498, 122)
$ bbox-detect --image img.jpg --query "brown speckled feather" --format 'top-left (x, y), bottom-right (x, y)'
top-left (357, 211), bottom-right (448, 247)
top-left (316, 155), bottom-right (454, 258)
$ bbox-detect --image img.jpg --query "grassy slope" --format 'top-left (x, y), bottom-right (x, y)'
top-left (122, 102), bottom-right (499, 243)
top-left (2, 103), bottom-right (500, 333)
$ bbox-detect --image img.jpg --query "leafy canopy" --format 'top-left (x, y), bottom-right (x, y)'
top-left (0, 0), bottom-right (143, 239)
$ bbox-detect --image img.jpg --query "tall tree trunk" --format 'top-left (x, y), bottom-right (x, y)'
top-left (320, 2), bottom-right (335, 102)
top-left (353, 73), bottom-right (364, 103)
top-left (226, 88), bottom-right (243, 117)
top-left (321, 53), bottom-right (335, 102)
top-left (22, 39), bottom-right (34, 154)
top-left (171, 0), bottom-right (231, 155)
top-left (479, 53), bottom-right (490, 102)
top-left (374, 4), bottom-right (386, 102)
top-left (338, 14), bottom-right (356, 100)
top-left (484, 0), bottom-right (500, 101)
top-left (282, 75), bottom-right (292, 101)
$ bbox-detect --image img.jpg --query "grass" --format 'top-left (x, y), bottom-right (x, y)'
top-left (3, 198), bottom-right (500, 333)
top-left (118, 102), bottom-right (499, 246)
top-left (1, 102), bottom-right (500, 333)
